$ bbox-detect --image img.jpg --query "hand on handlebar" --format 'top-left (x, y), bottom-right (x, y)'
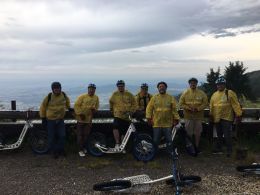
top-left (42, 118), bottom-right (47, 129)
top-left (147, 118), bottom-right (153, 126)
top-left (79, 114), bottom-right (86, 120)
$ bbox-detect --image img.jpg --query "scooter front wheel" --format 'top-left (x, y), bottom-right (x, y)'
top-left (87, 132), bottom-right (106, 157)
top-left (93, 180), bottom-right (132, 191)
top-left (30, 127), bottom-right (48, 154)
top-left (132, 133), bottom-right (156, 162)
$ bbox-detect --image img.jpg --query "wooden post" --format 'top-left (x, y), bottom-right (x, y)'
top-left (11, 100), bottom-right (16, 122)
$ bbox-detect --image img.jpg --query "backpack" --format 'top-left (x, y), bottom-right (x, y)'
top-left (138, 93), bottom-right (152, 110)
top-left (46, 91), bottom-right (67, 106)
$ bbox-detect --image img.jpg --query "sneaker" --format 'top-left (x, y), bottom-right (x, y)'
top-left (212, 149), bottom-right (223, 154)
top-left (83, 149), bottom-right (88, 154)
top-left (114, 144), bottom-right (120, 152)
top-left (79, 151), bottom-right (85, 157)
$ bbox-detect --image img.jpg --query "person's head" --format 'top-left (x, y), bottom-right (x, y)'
top-left (116, 80), bottom-right (125, 92)
top-left (51, 81), bottom-right (61, 95)
top-left (157, 81), bottom-right (167, 94)
top-left (215, 76), bottom-right (226, 91)
top-left (188, 77), bottom-right (198, 90)
top-left (140, 83), bottom-right (148, 94)
top-left (88, 83), bottom-right (96, 96)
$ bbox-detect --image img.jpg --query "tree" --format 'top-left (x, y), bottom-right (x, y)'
top-left (224, 61), bottom-right (255, 100)
top-left (200, 67), bottom-right (220, 99)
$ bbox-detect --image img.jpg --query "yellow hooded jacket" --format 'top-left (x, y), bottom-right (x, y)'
top-left (39, 92), bottom-right (70, 120)
top-left (179, 88), bottom-right (208, 120)
top-left (109, 90), bottom-right (137, 120)
top-left (210, 89), bottom-right (242, 123)
top-left (146, 93), bottom-right (180, 128)
top-left (135, 92), bottom-right (153, 111)
top-left (74, 94), bottom-right (99, 123)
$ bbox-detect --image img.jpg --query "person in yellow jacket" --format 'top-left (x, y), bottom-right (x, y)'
top-left (179, 78), bottom-right (208, 153)
top-left (74, 83), bottom-right (99, 157)
top-left (109, 80), bottom-right (137, 151)
top-left (210, 76), bottom-right (242, 157)
top-left (146, 81), bottom-right (180, 154)
top-left (40, 82), bottom-right (71, 158)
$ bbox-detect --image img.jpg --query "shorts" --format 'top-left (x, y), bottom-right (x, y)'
top-left (113, 117), bottom-right (130, 135)
top-left (184, 119), bottom-right (202, 136)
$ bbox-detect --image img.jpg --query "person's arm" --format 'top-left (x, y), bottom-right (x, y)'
top-left (179, 91), bottom-right (191, 110)
top-left (39, 96), bottom-right (48, 118)
top-left (74, 95), bottom-right (84, 115)
top-left (229, 91), bottom-right (242, 117)
top-left (146, 97), bottom-right (154, 126)
top-left (130, 94), bottom-right (138, 113)
top-left (172, 97), bottom-right (180, 121)
top-left (197, 92), bottom-right (208, 111)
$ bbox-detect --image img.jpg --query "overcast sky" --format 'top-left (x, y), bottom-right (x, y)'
top-left (1, 0), bottom-right (260, 85)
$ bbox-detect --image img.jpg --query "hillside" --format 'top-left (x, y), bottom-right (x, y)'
top-left (247, 70), bottom-right (260, 98)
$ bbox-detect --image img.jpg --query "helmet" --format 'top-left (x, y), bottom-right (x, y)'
top-left (88, 83), bottom-right (96, 89)
top-left (116, 80), bottom-right (125, 86)
top-left (141, 83), bottom-right (148, 89)
top-left (157, 81), bottom-right (168, 88)
top-left (188, 77), bottom-right (198, 84)
top-left (51, 82), bottom-right (61, 90)
top-left (215, 76), bottom-right (226, 84)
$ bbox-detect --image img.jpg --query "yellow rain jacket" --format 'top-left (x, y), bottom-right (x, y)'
top-left (146, 93), bottom-right (180, 128)
top-left (40, 92), bottom-right (70, 120)
top-left (135, 92), bottom-right (153, 111)
top-left (210, 89), bottom-right (242, 123)
top-left (109, 90), bottom-right (137, 120)
top-left (74, 94), bottom-right (99, 123)
top-left (179, 88), bottom-right (208, 120)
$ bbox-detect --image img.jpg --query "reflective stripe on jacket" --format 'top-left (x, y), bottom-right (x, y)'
top-left (109, 90), bottom-right (137, 120)
top-left (179, 88), bottom-right (208, 120)
top-left (74, 94), bottom-right (99, 123)
top-left (210, 89), bottom-right (242, 123)
top-left (146, 93), bottom-right (180, 128)
top-left (40, 93), bottom-right (70, 120)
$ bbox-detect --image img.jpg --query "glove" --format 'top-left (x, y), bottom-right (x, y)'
top-left (79, 114), bottom-right (86, 120)
top-left (68, 107), bottom-right (74, 112)
top-left (147, 118), bottom-right (153, 126)
top-left (42, 118), bottom-right (47, 129)
top-left (235, 116), bottom-right (242, 124)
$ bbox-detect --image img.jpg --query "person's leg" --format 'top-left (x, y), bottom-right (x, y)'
top-left (82, 123), bottom-right (91, 152)
top-left (194, 120), bottom-right (203, 148)
top-left (214, 122), bottom-right (223, 152)
top-left (184, 119), bottom-right (193, 138)
top-left (153, 127), bottom-right (162, 148)
top-left (221, 120), bottom-right (233, 156)
top-left (112, 118), bottom-right (120, 146)
top-left (162, 127), bottom-right (173, 154)
top-left (76, 122), bottom-right (85, 151)
top-left (56, 120), bottom-right (66, 155)
top-left (47, 120), bottom-right (56, 154)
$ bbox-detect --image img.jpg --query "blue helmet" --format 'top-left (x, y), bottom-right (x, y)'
top-left (216, 76), bottom-right (226, 84)
top-left (88, 83), bottom-right (96, 89)
top-left (116, 80), bottom-right (125, 86)
top-left (141, 83), bottom-right (148, 89)
top-left (51, 81), bottom-right (61, 90)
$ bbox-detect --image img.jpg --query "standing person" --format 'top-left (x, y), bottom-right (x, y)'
top-left (109, 80), bottom-right (137, 151)
top-left (179, 78), bottom-right (208, 153)
top-left (74, 83), bottom-right (99, 157)
top-left (146, 81), bottom-right (180, 154)
top-left (135, 83), bottom-right (153, 112)
top-left (210, 76), bottom-right (242, 157)
top-left (40, 82), bottom-right (71, 159)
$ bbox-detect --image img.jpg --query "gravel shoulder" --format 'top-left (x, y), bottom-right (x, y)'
top-left (0, 147), bottom-right (259, 195)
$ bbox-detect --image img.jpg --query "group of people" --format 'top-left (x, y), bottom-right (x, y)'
top-left (39, 77), bottom-right (242, 159)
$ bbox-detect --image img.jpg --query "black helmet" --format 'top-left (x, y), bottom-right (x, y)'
top-left (116, 80), bottom-right (125, 86)
top-left (141, 83), bottom-right (148, 89)
top-left (157, 81), bottom-right (167, 88)
top-left (51, 82), bottom-right (61, 90)
top-left (88, 83), bottom-right (96, 89)
top-left (188, 77), bottom-right (198, 84)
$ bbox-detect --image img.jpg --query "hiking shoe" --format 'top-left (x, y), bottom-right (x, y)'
top-left (79, 151), bottom-right (85, 157)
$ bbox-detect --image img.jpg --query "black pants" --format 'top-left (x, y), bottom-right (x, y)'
top-left (215, 119), bottom-right (233, 154)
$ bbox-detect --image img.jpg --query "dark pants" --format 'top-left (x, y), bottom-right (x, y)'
top-left (76, 122), bottom-right (91, 151)
top-left (153, 127), bottom-right (173, 154)
top-left (47, 119), bottom-right (66, 154)
top-left (215, 119), bottom-right (233, 154)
